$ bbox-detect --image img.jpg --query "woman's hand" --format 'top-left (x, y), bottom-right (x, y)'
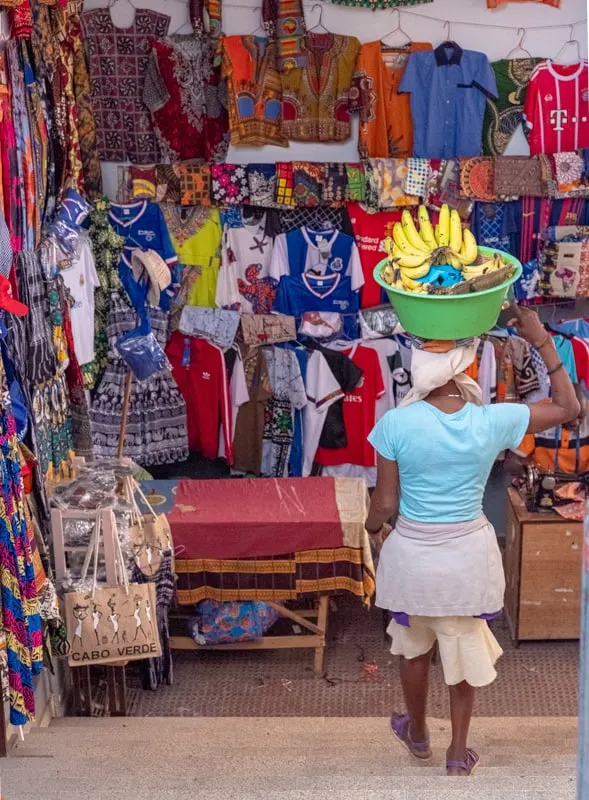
top-left (370, 523), bottom-right (392, 553)
top-left (506, 305), bottom-right (549, 350)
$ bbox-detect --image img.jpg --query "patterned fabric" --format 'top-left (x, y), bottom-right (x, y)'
top-left (460, 157), bottom-right (496, 201)
top-left (222, 36), bottom-right (287, 147)
top-left (191, 600), bottom-right (279, 644)
top-left (346, 163), bottom-right (366, 202)
top-left (0, 383), bottom-right (42, 725)
top-left (240, 313), bottom-right (297, 345)
top-left (177, 164), bottom-right (211, 207)
top-left (91, 294), bottom-right (188, 466)
top-left (157, 165), bottom-right (182, 204)
top-left (179, 307), bottom-right (240, 349)
top-left (275, 162), bottom-right (296, 206)
top-left (494, 156), bottom-right (544, 198)
top-left (430, 159), bottom-right (473, 219)
top-left (277, 206), bottom-right (352, 234)
top-left (261, 348), bottom-right (306, 478)
top-left (262, 0), bottom-right (308, 72)
top-left (132, 550), bottom-right (174, 690)
top-left (211, 164), bottom-right (248, 206)
top-left (403, 158), bottom-right (430, 197)
top-left (247, 163), bottom-right (278, 208)
top-left (281, 33), bottom-right (361, 142)
top-left (322, 163), bottom-right (348, 205)
top-left (474, 203), bottom-right (513, 252)
top-left (330, 0), bottom-right (432, 7)
top-left (130, 166), bottom-right (157, 200)
top-left (292, 162), bottom-right (324, 207)
top-left (143, 34), bottom-right (229, 163)
top-left (375, 158), bottom-right (419, 208)
top-left (553, 152), bottom-right (589, 199)
top-left (81, 8), bottom-right (171, 163)
top-left (483, 58), bottom-right (541, 156)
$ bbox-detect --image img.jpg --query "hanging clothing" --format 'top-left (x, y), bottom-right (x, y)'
top-left (261, 0), bottom-right (308, 72)
top-left (329, 0), bottom-right (433, 7)
top-left (91, 294), bottom-right (188, 466)
top-left (281, 33), bottom-right (360, 143)
top-left (132, 551), bottom-right (174, 690)
top-left (523, 61), bottom-right (589, 155)
top-left (482, 58), bottom-right (541, 157)
top-left (161, 206), bottom-right (222, 313)
top-left (261, 347), bottom-right (307, 478)
top-left (166, 332), bottom-right (233, 463)
top-left (143, 34), bottom-right (229, 164)
top-left (233, 346), bottom-right (272, 475)
top-left (351, 41), bottom-right (432, 158)
top-left (81, 8), bottom-right (171, 163)
top-left (216, 214), bottom-right (277, 313)
top-left (348, 204), bottom-right (400, 308)
top-left (400, 43), bottom-right (498, 158)
top-left (222, 36), bottom-right (287, 147)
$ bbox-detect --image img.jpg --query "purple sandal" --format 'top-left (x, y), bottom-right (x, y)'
top-left (390, 713), bottom-right (432, 760)
top-left (446, 748), bottom-right (480, 776)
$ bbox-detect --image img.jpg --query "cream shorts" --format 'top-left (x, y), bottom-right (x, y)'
top-left (387, 615), bottom-right (503, 688)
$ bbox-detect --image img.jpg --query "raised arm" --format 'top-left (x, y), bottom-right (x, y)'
top-left (508, 306), bottom-right (580, 434)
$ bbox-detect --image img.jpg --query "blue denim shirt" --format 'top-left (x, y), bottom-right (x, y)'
top-left (400, 43), bottom-right (498, 159)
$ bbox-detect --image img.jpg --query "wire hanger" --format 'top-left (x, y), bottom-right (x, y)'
top-left (171, 10), bottom-right (193, 35)
top-left (249, 6), bottom-right (265, 36)
top-left (506, 27), bottom-right (532, 60)
top-left (553, 24), bottom-right (582, 65)
top-left (441, 19), bottom-right (454, 46)
top-left (380, 9), bottom-right (411, 47)
top-left (308, 4), bottom-right (329, 34)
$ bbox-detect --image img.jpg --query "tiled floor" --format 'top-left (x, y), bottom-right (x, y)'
top-left (124, 596), bottom-right (579, 718)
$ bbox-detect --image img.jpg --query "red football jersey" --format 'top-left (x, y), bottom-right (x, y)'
top-left (315, 344), bottom-right (385, 467)
top-left (348, 203), bottom-right (403, 308)
top-left (523, 60), bottom-right (589, 155)
top-left (166, 332), bottom-right (233, 464)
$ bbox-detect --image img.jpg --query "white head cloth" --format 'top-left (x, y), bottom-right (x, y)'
top-left (399, 340), bottom-right (483, 408)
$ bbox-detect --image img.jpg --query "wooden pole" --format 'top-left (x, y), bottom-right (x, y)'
top-left (117, 372), bottom-right (133, 459)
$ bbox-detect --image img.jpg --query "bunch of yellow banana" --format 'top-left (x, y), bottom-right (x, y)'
top-left (462, 253), bottom-right (506, 281)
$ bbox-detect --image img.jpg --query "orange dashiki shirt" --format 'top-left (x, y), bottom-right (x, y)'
top-left (350, 41), bottom-right (432, 159)
top-left (222, 35), bottom-right (287, 148)
top-left (281, 32), bottom-right (360, 143)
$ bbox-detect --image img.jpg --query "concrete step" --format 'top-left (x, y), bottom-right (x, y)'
top-left (1, 717), bottom-right (577, 800)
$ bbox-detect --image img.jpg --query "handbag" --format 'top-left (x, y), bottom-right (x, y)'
top-left (64, 511), bottom-right (162, 667)
top-left (122, 475), bottom-right (173, 576)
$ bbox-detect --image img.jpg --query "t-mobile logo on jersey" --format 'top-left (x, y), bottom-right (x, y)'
top-left (550, 108), bottom-right (568, 131)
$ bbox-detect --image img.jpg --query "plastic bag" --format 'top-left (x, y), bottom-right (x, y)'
top-left (116, 329), bottom-right (170, 381)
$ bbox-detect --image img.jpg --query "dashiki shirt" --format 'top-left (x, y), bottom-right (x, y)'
top-left (351, 41), bottom-right (432, 158)
top-left (222, 36), bottom-right (287, 147)
top-left (281, 33), bottom-right (360, 143)
top-left (81, 8), bottom-right (170, 163)
top-left (143, 34), bottom-right (229, 164)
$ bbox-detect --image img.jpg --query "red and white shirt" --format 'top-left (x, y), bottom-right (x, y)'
top-left (166, 332), bottom-right (233, 464)
top-left (523, 60), bottom-right (589, 155)
top-left (315, 344), bottom-right (385, 468)
top-left (348, 203), bottom-right (403, 308)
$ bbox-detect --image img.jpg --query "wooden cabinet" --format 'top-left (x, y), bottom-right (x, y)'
top-left (504, 487), bottom-right (582, 643)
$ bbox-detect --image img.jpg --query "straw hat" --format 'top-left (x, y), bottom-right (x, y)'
top-left (130, 249), bottom-right (171, 306)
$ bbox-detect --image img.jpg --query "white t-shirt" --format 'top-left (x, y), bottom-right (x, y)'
top-left (59, 235), bottom-right (100, 366)
top-left (302, 350), bottom-right (344, 478)
top-left (216, 216), bottom-right (276, 313)
top-left (218, 347), bottom-right (249, 459)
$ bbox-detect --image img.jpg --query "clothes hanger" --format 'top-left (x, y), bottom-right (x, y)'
top-left (440, 19), bottom-right (455, 47)
top-left (308, 4), bottom-right (329, 34)
top-left (108, 0), bottom-right (137, 28)
top-left (553, 25), bottom-right (582, 65)
top-left (506, 28), bottom-right (533, 60)
top-left (171, 10), bottom-right (193, 35)
top-left (380, 9), bottom-right (411, 48)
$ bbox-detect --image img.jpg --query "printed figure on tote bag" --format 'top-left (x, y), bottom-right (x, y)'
top-left (72, 604), bottom-right (89, 647)
top-left (107, 596), bottom-right (121, 644)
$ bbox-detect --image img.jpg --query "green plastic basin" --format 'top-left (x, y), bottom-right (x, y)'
top-left (373, 247), bottom-right (522, 340)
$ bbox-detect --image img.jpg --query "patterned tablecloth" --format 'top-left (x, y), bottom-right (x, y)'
top-left (140, 477), bottom-right (375, 606)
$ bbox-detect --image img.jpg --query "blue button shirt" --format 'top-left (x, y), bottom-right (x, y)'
top-left (400, 43), bottom-right (498, 159)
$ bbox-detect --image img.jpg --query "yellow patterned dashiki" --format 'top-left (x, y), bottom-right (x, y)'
top-left (162, 206), bottom-right (222, 311)
top-left (281, 32), bottom-right (360, 143)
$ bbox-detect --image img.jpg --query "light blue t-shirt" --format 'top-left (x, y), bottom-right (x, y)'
top-left (368, 401), bottom-right (530, 523)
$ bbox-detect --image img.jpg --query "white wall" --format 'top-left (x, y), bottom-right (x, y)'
top-left (84, 0), bottom-right (589, 199)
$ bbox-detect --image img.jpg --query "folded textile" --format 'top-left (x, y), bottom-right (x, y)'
top-left (553, 152), bottom-right (589, 199)
top-left (403, 158), bottom-right (430, 198)
top-left (424, 158), bottom-right (447, 208)
top-left (322, 163), bottom-right (348, 205)
top-left (211, 164), bottom-right (249, 206)
top-left (494, 156), bottom-right (544, 197)
top-left (179, 306), bottom-right (241, 349)
top-left (345, 163), bottom-right (366, 202)
top-left (359, 307), bottom-right (399, 339)
top-left (435, 159), bottom-right (473, 219)
top-left (130, 166), bottom-right (157, 199)
top-left (375, 158), bottom-right (419, 208)
top-left (460, 157), bottom-right (496, 201)
top-left (275, 162), bottom-right (296, 206)
top-left (241, 313), bottom-right (296, 345)
top-left (299, 311), bottom-right (343, 339)
top-left (156, 165), bottom-right (182, 204)
top-left (247, 163), bottom-right (278, 207)
top-left (178, 164), bottom-right (212, 207)
top-left (292, 162), bottom-right (325, 207)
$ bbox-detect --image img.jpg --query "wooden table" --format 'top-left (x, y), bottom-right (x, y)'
top-left (505, 487), bottom-right (582, 644)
